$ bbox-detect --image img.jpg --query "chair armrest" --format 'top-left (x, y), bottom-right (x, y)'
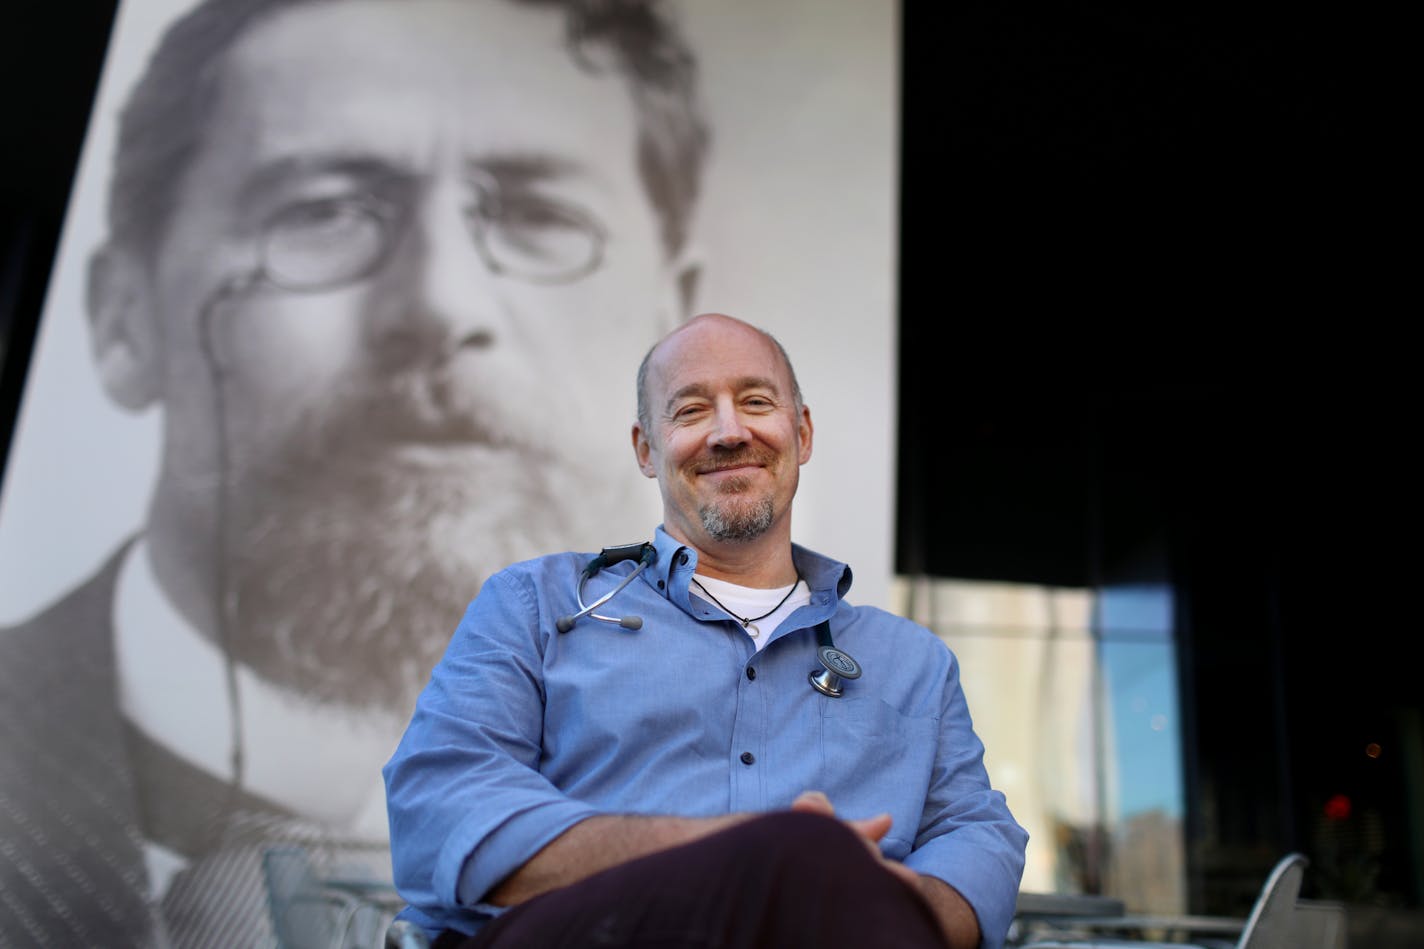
top-left (386, 918), bottom-right (432, 949)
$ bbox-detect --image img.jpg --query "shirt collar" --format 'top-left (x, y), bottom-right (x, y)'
top-left (642, 525), bottom-right (854, 611)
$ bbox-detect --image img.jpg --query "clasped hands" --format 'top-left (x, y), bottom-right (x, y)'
top-left (789, 789), bottom-right (921, 890)
top-left (792, 790), bottom-right (976, 948)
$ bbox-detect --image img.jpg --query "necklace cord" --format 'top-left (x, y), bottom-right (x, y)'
top-left (689, 574), bottom-right (802, 627)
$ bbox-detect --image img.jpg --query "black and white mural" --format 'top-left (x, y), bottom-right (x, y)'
top-left (0, 1), bottom-right (898, 945)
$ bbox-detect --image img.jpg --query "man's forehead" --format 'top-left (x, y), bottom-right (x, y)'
top-left (656, 314), bottom-right (780, 358)
top-left (180, 0), bottom-right (648, 211)
top-left (650, 317), bottom-right (791, 393)
top-left (227, 0), bottom-right (564, 63)
top-left (210, 0), bottom-right (633, 147)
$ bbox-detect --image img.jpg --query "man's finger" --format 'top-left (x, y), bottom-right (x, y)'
top-left (790, 790), bottom-right (834, 814)
top-left (847, 812), bottom-right (893, 843)
top-left (879, 859), bottom-right (922, 890)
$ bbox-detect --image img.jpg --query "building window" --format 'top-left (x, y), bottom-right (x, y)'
top-left (894, 576), bottom-right (1185, 912)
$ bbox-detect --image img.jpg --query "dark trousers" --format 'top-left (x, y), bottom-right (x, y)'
top-left (434, 810), bottom-right (949, 949)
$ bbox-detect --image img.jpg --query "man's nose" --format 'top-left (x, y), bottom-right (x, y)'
top-left (364, 190), bottom-right (503, 368)
top-left (707, 400), bottom-right (752, 448)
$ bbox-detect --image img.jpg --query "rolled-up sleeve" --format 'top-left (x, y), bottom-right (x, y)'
top-left (902, 649), bottom-right (1029, 949)
top-left (383, 570), bottom-right (600, 925)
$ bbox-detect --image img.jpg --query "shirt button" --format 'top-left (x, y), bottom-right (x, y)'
top-left (746, 667), bottom-right (756, 680)
top-left (679, 553), bottom-right (689, 565)
top-left (740, 751), bottom-right (755, 765)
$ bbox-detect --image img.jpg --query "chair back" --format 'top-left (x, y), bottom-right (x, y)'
top-left (264, 847), bottom-right (342, 949)
top-left (1009, 852), bottom-right (1320, 949)
top-left (1236, 852), bottom-right (1308, 949)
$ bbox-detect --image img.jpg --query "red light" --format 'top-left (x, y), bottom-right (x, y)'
top-left (1324, 794), bottom-right (1351, 821)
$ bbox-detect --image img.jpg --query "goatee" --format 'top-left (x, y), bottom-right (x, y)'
top-left (699, 495), bottom-right (774, 542)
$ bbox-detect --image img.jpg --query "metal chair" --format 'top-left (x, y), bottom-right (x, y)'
top-left (384, 919), bottom-right (431, 949)
top-left (1016, 853), bottom-right (1317, 949)
top-left (263, 846), bottom-right (405, 949)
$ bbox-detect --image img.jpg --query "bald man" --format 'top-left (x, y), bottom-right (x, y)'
top-left (384, 314), bottom-right (1028, 949)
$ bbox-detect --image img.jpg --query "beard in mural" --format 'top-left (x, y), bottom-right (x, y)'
top-left (221, 362), bottom-right (651, 711)
top-left (0, 0), bottom-right (707, 945)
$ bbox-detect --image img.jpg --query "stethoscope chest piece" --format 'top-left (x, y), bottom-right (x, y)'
top-left (810, 643), bottom-right (862, 698)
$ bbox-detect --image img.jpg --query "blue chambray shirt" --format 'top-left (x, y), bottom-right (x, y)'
top-left (383, 526), bottom-right (1028, 948)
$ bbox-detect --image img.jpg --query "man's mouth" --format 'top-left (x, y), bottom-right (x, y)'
top-left (304, 412), bottom-right (538, 472)
top-left (699, 462), bottom-right (760, 475)
top-left (352, 371), bottom-right (528, 451)
top-left (692, 452), bottom-right (774, 482)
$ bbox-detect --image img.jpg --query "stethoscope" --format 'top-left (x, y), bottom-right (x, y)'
top-left (556, 542), bottom-right (863, 697)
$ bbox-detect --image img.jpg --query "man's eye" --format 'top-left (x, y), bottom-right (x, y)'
top-left (495, 200), bottom-right (578, 230)
top-left (261, 196), bottom-right (391, 290)
top-left (476, 195), bottom-right (599, 262)
top-left (269, 198), bottom-right (380, 241)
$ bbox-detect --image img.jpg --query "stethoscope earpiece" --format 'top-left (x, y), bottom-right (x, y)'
top-left (809, 642), bottom-right (862, 698)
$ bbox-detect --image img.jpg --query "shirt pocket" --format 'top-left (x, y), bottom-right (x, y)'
top-left (818, 695), bottom-right (939, 859)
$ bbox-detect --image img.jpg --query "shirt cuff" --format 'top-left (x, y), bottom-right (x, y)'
top-left (444, 798), bottom-right (603, 907)
top-left (905, 833), bottom-right (1025, 949)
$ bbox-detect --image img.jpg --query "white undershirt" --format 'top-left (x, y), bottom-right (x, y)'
top-left (689, 574), bottom-right (812, 652)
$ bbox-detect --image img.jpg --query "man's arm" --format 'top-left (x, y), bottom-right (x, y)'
top-left (861, 632), bottom-right (1026, 949)
top-left (791, 791), bottom-right (981, 949)
top-left (388, 569), bottom-right (779, 920)
top-left (917, 875), bottom-right (983, 949)
top-left (484, 791), bottom-right (983, 949)
top-left (483, 813), bottom-right (747, 906)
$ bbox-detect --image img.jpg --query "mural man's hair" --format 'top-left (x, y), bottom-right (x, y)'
top-left (106, 0), bottom-right (709, 257)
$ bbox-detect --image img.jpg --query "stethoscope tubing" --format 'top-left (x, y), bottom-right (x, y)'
top-left (556, 543), bottom-right (658, 632)
top-left (558, 541), bottom-right (862, 696)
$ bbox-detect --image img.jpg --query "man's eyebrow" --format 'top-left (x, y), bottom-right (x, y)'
top-left (235, 152), bottom-right (599, 208)
top-left (663, 377), bottom-right (783, 415)
top-left (237, 155), bottom-right (412, 205)
top-left (466, 152), bottom-right (599, 188)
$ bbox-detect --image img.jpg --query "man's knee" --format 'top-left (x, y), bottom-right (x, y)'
top-left (720, 810), bottom-right (884, 879)
top-left (703, 811), bottom-right (946, 948)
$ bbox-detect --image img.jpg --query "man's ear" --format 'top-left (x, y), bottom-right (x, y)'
top-left (658, 243), bottom-right (704, 331)
top-left (87, 245), bottom-right (161, 410)
top-left (797, 404), bottom-right (814, 465)
top-left (631, 421), bottom-right (658, 478)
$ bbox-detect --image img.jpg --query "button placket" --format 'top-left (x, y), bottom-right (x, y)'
top-left (730, 636), bottom-right (765, 810)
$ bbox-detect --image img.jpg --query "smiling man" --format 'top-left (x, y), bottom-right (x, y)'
top-left (0, 0), bottom-right (705, 945)
top-left (384, 313), bottom-right (1029, 949)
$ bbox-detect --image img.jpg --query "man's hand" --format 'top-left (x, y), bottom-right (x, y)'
top-left (790, 790), bottom-right (981, 949)
top-left (789, 790), bottom-right (920, 888)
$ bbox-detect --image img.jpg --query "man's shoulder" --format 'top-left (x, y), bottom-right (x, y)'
top-left (0, 544), bottom-right (128, 666)
top-left (0, 542), bottom-right (130, 737)
top-left (493, 548), bottom-right (597, 581)
top-left (835, 600), bottom-right (948, 651)
top-left (0, 543), bottom-right (155, 945)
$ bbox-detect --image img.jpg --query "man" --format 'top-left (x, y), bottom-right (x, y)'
top-left (0, 0), bottom-right (705, 945)
top-left (384, 313), bottom-right (1029, 948)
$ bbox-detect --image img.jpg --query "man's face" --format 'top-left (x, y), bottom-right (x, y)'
top-left (131, 0), bottom-right (684, 707)
top-left (634, 316), bottom-right (812, 552)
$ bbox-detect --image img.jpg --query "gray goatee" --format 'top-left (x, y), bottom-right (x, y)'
top-left (699, 496), bottom-right (774, 542)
